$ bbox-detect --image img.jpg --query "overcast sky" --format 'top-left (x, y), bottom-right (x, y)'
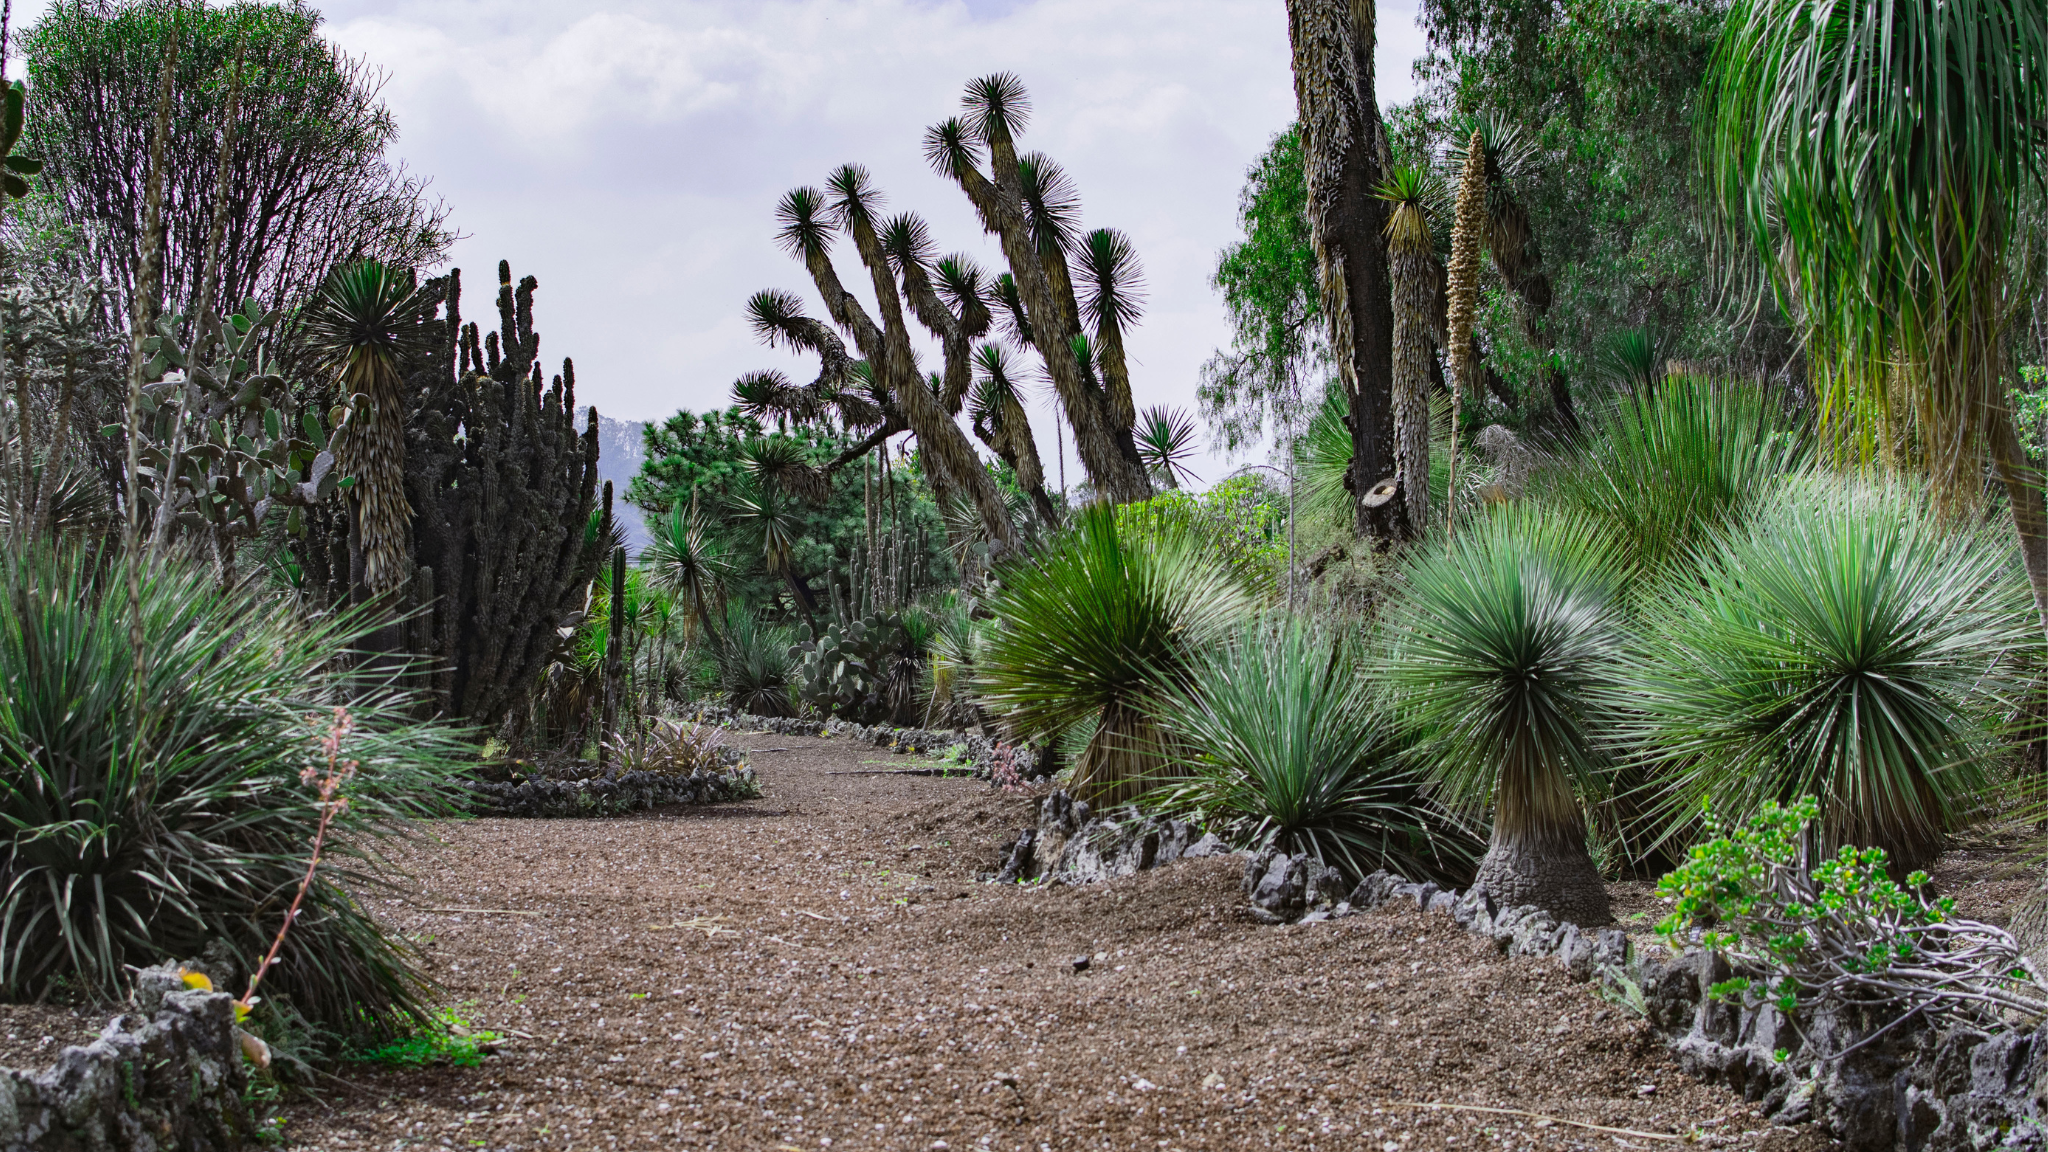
top-left (32, 0), bottom-right (1435, 488)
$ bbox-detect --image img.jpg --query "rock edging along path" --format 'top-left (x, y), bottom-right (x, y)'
top-left (0, 965), bottom-right (250, 1152)
top-left (1334, 865), bottom-right (2048, 1151)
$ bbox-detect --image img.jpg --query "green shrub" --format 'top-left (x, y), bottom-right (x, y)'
top-left (1145, 617), bottom-right (1478, 884)
top-left (1657, 797), bottom-right (2046, 1028)
top-left (0, 547), bottom-right (466, 1042)
top-left (1631, 478), bottom-right (2032, 870)
top-left (714, 606), bottom-right (796, 717)
top-left (977, 504), bottom-right (1251, 806)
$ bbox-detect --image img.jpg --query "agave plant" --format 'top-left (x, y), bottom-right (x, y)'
top-left (1145, 616), bottom-right (1478, 885)
top-left (0, 546), bottom-right (464, 1041)
top-left (977, 504), bottom-right (1251, 806)
top-left (1538, 377), bottom-right (1806, 581)
top-left (1631, 479), bottom-right (2035, 871)
top-left (1383, 503), bottom-right (1628, 924)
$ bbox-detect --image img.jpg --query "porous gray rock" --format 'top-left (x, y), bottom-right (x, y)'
top-left (987, 792), bottom-right (1220, 887)
top-left (1, 964), bottom-right (250, 1151)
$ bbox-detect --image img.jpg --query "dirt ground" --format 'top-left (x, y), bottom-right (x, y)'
top-left (257, 730), bottom-right (1845, 1152)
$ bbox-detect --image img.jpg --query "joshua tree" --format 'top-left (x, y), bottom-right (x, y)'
top-left (1376, 165), bottom-right (1444, 530)
top-left (1283, 1), bottom-right (1403, 539)
top-left (303, 260), bottom-right (441, 605)
top-left (924, 75), bottom-right (1153, 504)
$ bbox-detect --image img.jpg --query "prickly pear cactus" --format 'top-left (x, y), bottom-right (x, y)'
top-left (790, 611), bottom-right (917, 724)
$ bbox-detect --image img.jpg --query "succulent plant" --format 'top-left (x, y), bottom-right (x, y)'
top-left (790, 610), bottom-right (921, 726)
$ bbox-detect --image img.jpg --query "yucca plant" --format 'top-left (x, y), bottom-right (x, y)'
top-left (302, 260), bottom-right (442, 602)
top-left (0, 546), bottom-right (465, 1042)
top-left (1538, 377), bottom-right (1806, 581)
top-left (1383, 504), bottom-right (1627, 924)
top-left (714, 605), bottom-right (796, 718)
top-left (1145, 616), bottom-right (1478, 885)
top-left (977, 504), bottom-right (1251, 806)
top-left (1630, 479), bottom-right (2035, 871)
top-left (644, 495), bottom-right (733, 648)
top-left (1135, 405), bottom-right (1199, 489)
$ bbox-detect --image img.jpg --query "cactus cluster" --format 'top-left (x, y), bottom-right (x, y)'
top-left (789, 612), bottom-right (919, 725)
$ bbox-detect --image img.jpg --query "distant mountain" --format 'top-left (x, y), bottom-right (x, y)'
top-left (583, 409), bottom-right (651, 554)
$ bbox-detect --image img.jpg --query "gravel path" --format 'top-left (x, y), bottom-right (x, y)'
top-left (289, 731), bottom-right (1834, 1151)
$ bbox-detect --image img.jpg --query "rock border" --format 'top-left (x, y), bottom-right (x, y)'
top-left (466, 766), bottom-right (760, 818)
top-left (688, 705), bottom-right (1045, 781)
top-left (1329, 866), bottom-right (2048, 1151)
top-left (1, 965), bottom-right (250, 1151)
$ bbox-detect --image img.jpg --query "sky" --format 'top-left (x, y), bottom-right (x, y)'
top-left (27, 0), bottom-right (1436, 489)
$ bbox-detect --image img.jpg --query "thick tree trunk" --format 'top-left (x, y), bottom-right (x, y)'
top-left (1287, 0), bottom-right (1403, 541)
top-left (1990, 407), bottom-right (2048, 641)
top-left (1473, 824), bottom-right (1612, 926)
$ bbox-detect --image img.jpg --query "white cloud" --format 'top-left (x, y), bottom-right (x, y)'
top-left (65, 0), bottom-right (1436, 489)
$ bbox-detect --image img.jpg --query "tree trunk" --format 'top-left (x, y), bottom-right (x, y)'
top-left (1388, 243), bottom-right (1435, 531)
top-left (1472, 823), bottom-right (1612, 927)
top-left (1287, 0), bottom-right (1402, 541)
top-left (1990, 407), bottom-right (2048, 640)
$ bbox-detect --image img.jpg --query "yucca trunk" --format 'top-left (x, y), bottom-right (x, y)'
top-left (336, 352), bottom-right (413, 598)
top-left (1286, 0), bottom-right (1402, 539)
top-left (1073, 704), bottom-right (1177, 809)
top-left (1387, 225), bottom-right (1435, 530)
top-left (1443, 131), bottom-right (1488, 533)
top-left (1474, 768), bottom-right (1611, 925)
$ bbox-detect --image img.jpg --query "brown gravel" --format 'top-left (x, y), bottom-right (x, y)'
top-left (281, 730), bottom-right (1840, 1150)
top-left (0, 1002), bottom-right (102, 1070)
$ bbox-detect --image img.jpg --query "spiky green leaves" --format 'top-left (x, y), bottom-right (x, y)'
top-left (962, 72), bottom-right (1031, 142)
top-left (1144, 618), bottom-right (1477, 885)
top-left (879, 213), bottom-right (936, 275)
top-left (1016, 152), bottom-right (1081, 254)
top-left (1375, 164), bottom-right (1446, 255)
top-left (922, 117), bottom-right (982, 177)
top-left (775, 187), bottom-right (831, 259)
top-left (1630, 480), bottom-right (2035, 869)
top-left (1384, 504), bottom-right (1629, 839)
top-left (1137, 406), bottom-right (1198, 488)
top-left (825, 163), bottom-right (883, 231)
top-left (301, 259), bottom-right (441, 378)
top-left (976, 504), bottom-right (1251, 741)
top-left (1077, 228), bottom-right (1145, 331)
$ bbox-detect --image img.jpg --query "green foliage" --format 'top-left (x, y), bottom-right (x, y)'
top-left (1198, 125), bottom-right (1325, 454)
top-left (1144, 617), bottom-right (1478, 885)
top-left (1383, 503), bottom-right (1628, 832)
top-left (978, 504), bottom-right (1252, 805)
top-left (714, 606), bottom-right (796, 717)
top-left (790, 611), bottom-right (921, 726)
top-left (0, 547), bottom-right (465, 1042)
top-left (1114, 475), bottom-right (1286, 592)
top-left (353, 1007), bottom-right (500, 1069)
top-left (1699, 0), bottom-right (2047, 492)
top-left (1535, 378), bottom-right (1807, 579)
top-left (1408, 0), bottom-right (1796, 405)
top-left (2011, 366), bottom-right (2048, 463)
top-left (1630, 479), bottom-right (2033, 869)
top-left (1654, 798), bottom-right (2048, 1027)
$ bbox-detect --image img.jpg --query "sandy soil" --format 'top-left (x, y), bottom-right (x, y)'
top-left (272, 731), bottom-right (1844, 1152)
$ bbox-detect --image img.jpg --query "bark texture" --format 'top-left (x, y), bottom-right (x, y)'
top-left (1474, 826), bottom-right (1612, 926)
top-left (1385, 205), bottom-right (1437, 532)
top-left (1287, 0), bottom-right (1402, 539)
top-left (1443, 130), bottom-right (1488, 531)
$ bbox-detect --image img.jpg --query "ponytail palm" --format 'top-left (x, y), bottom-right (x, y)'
top-left (1700, 0), bottom-right (2048, 634)
top-left (304, 260), bottom-right (441, 598)
top-left (977, 504), bottom-right (1250, 807)
top-left (1384, 505), bottom-right (1626, 924)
